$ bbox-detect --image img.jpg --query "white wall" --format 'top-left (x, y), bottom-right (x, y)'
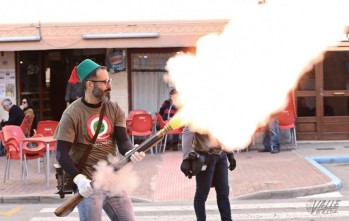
top-left (110, 71), bottom-right (129, 115)
top-left (107, 48), bottom-right (129, 115)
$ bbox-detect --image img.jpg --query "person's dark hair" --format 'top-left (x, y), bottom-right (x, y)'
top-left (22, 97), bottom-right (34, 111)
top-left (81, 66), bottom-right (107, 90)
top-left (169, 88), bottom-right (177, 95)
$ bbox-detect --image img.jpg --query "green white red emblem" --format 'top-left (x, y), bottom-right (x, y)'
top-left (87, 114), bottom-right (111, 141)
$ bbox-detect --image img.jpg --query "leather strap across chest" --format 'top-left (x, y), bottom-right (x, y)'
top-left (76, 103), bottom-right (105, 171)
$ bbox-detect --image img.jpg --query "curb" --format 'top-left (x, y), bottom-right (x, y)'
top-left (130, 196), bottom-right (153, 203)
top-left (305, 155), bottom-right (349, 190)
top-left (0, 195), bottom-right (63, 204)
top-left (235, 155), bottom-right (349, 200)
top-left (234, 183), bottom-right (336, 200)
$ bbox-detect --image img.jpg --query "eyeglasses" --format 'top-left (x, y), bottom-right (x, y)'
top-left (22, 101), bottom-right (27, 104)
top-left (89, 79), bottom-right (113, 85)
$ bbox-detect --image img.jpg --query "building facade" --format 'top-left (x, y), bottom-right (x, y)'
top-left (0, 20), bottom-right (227, 121)
top-left (1, 20), bottom-right (349, 140)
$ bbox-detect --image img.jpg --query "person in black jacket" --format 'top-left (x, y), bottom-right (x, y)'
top-left (0, 98), bottom-right (25, 128)
top-left (65, 66), bottom-right (84, 107)
top-left (158, 88), bottom-right (179, 150)
top-left (181, 126), bottom-right (236, 221)
top-left (159, 88), bottom-right (178, 121)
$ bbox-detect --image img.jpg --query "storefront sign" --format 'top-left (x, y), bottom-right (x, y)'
top-left (106, 50), bottom-right (126, 73)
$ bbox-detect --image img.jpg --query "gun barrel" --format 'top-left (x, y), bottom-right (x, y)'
top-left (113, 124), bottom-right (174, 170)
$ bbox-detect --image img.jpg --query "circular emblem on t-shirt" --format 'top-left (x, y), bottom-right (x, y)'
top-left (87, 114), bottom-right (111, 141)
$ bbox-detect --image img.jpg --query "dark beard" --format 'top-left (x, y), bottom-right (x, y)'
top-left (92, 86), bottom-right (110, 101)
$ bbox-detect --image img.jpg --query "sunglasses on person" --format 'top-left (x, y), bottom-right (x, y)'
top-left (22, 101), bottom-right (27, 104)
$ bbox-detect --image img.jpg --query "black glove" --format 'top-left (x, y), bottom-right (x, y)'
top-left (226, 153), bottom-right (236, 171)
top-left (180, 158), bottom-right (192, 179)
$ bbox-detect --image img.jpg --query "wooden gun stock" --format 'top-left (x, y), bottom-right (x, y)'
top-left (54, 193), bottom-right (83, 217)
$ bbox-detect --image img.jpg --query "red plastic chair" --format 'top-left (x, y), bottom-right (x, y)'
top-left (126, 109), bottom-right (148, 127)
top-left (20, 115), bottom-right (32, 137)
top-left (36, 120), bottom-right (59, 136)
top-left (35, 120), bottom-right (59, 151)
top-left (155, 112), bottom-right (183, 153)
top-left (127, 113), bottom-right (154, 153)
top-left (278, 92), bottom-right (297, 146)
top-left (2, 125), bottom-right (46, 183)
top-left (128, 109), bottom-right (148, 118)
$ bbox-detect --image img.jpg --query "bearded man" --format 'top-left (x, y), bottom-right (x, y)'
top-left (54, 59), bottom-right (145, 221)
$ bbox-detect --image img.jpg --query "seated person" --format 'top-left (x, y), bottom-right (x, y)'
top-left (1, 98), bottom-right (25, 128)
top-left (20, 97), bottom-right (37, 136)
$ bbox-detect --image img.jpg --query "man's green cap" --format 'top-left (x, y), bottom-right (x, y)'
top-left (77, 59), bottom-right (100, 81)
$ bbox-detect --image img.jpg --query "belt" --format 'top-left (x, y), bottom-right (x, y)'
top-left (197, 149), bottom-right (216, 165)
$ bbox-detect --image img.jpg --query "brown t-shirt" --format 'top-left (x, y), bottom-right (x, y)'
top-left (54, 99), bottom-right (125, 179)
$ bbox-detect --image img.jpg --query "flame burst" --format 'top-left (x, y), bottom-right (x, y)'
top-left (166, 0), bottom-right (349, 151)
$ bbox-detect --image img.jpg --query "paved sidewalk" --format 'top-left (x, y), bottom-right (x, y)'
top-left (0, 142), bottom-right (349, 203)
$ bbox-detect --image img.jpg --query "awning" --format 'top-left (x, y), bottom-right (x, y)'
top-left (0, 20), bottom-right (228, 51)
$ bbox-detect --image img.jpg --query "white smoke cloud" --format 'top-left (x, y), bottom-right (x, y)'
top-left (93, 155), bottom-right (139, 196)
